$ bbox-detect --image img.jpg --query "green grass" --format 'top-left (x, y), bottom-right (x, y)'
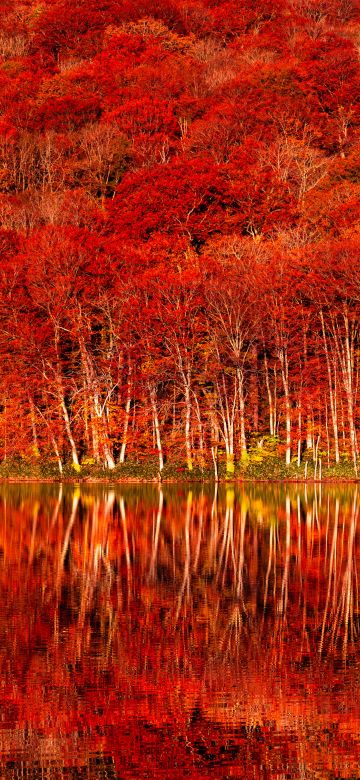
top-left (0, 452), bottom-right (358, 482)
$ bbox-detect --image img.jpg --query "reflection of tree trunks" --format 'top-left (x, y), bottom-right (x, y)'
top-left (248, 523), bottom-right (258, 616)
top-left (28, 500), bottom-right (39, 567)
top-left (210, 482), bottom-right (218, 568)
top-left (78, 498), bottom-right (98, 630)
top-left (50, 484), bottom-right (63, 531)
top-left (262, 524), bottom-right (274, 626)
top-left (78, 513), bottom-right (90, 631)
top-left (340, 491), bottom-right (358, 659)
top-left (120, 496), bottom-right (132, 600)
top-left (320, 498), bottom-right (339, 655)
top-left (278, 495), bottom-right (291, 616)
top-left (175, 491), bottom-right (192, 623)
top-left (10, 482), bottom-right (360, 681)
top-left (193, 493), bottom-right (204, 573)
top-left (217, 490), bottom-right (230, 583)
top-left (222, 488), bottom-right (235, 587)
top-left (57, 488), bottom-right (80, 587)
top-left (149, 488), bottom-right (164, 580)
top-left (236, 498), bottom-right (247, 600)
top-left (215, 488), bottom-right (237, 588)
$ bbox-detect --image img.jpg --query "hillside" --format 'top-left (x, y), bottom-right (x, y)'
top-left (0, 0), bottom-right (359, 477)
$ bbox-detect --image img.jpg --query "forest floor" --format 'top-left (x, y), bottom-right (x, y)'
top-left (0, 457), bottom-right (358, 483)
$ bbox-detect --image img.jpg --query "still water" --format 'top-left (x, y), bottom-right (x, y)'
top-left (0, 482), bottom-right (359, 778)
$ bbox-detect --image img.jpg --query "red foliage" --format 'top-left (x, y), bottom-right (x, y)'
top-left (0, 0), bottom-right (359, 469)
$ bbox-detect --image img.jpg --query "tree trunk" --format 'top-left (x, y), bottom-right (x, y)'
top-left (320, 310), bottom-right (340, 464)
top-left (61, 397), bottom-right (80, 468)
top-left (149, 386), bottom-right (164, 472)
top-left (237, 368), bottom-right (247, 457)
top-left (119, 393), bottom-right (131, 464)
top-left (264, 352), bottom-right (275, 437)
top-left (119, 365), bottom-right (132, 464)
top-left (184, 382), bottom-right (193, 471)
top-left (279, 348), bottom-right (291, 465)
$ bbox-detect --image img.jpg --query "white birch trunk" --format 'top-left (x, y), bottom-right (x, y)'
top-left (149, 386), bottom-right (164, 472)
top-left (119, 376), bottom-right (131, 464)
top-left (264, 352), bottom-right (275, 437)
top-left (279, 348), bottom-right (291, 465)
top-left (237, 368), bottom-right (247, 456)
top-left (320, 310), bottom-right (340, 464)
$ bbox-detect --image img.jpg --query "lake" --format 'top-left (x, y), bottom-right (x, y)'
top-left (0, 482), bottom-right (359, 778)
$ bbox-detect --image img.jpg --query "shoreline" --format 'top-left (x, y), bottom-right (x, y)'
top-left (0, 476), bottom-right (359, 485)
top-left (0, 456), bottom-right (358, 486)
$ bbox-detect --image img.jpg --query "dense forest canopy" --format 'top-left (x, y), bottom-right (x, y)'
top-left (0, 0), bottom-right (360, 474)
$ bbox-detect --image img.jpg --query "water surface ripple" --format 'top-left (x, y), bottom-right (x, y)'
top-left (0, 482), bottom-right (359, 778)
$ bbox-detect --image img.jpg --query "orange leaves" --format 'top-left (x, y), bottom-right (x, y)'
top-left (0, 0), bottom-right (359, 466)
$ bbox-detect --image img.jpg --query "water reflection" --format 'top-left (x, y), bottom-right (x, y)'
top-left (0, 482), bottom-right (359, 777)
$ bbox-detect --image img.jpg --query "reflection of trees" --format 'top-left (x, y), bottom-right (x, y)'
top-left (1, 482), bottom-right (360, 656)
top-left (320, 491), bottom-right (359, 658)
top-left (0, 483), bottom-right (360, 775)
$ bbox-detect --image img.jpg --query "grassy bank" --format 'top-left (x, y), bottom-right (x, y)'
top-left (0, 453), bottom-right (358, 482)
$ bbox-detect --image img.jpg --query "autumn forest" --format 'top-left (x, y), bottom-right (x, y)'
top-left (1, 0), bottom-right (360, 477)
